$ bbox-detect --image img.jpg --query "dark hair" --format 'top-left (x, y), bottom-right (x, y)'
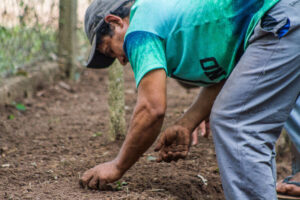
top-left (96, 0), bottom-right (134, 46)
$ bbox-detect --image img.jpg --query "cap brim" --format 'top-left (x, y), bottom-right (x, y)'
top-left (86, 35), bottom-right (115, 68)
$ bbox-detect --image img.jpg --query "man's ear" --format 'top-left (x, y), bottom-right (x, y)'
top-left (104, 14), bottom-right (123, 27)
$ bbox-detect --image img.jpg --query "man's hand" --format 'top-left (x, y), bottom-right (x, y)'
top-left (154, 125), bottom-right (191, 162)
top-left (191, 119), bottom-right (210, 145)
top-left (200, 119), bottom-right (210, 137)
top-left (79, 160), bottom-right (123, 190)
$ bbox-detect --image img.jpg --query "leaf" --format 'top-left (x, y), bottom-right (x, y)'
top-left (16, 70), bottom-right (28, 77)
top-left (15, 103), bottom-right (26, 111)
top-left (116, 181), bottom-right (122, 191)
top-left (8, 114), bottom-right (15, 120)
top-left (92, 132), bottom-right (103, 137)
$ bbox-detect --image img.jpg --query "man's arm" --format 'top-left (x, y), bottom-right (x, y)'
top-left (176, 81), bottom-right (224, 132)
top-left (115, 68), bottom-right (166, 171)
top-left (155, 81), bottom-right (224, 162)
top-left (80, 69), bottom-right (167, 189)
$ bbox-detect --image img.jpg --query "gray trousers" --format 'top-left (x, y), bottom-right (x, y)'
top-left (285, 96), bottom-right (300, 175)
top-left (210, 0), bottom-right (300, 199)
top-left (285, 96), bottom-right (300, 152)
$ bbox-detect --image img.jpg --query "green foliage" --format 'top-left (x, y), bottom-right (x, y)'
top-left (0, 1), bottom-right (90, 78)
top-left (8, 114), bottom-right (15, 120)
top-left (0, 25), bottom-right (57, 78)
top-left (92, 132), bottom-right (103, 137)
top-left (15, 103), bottom-right (26, 111)
top-left (12, 102), bottom-right (26, 111)
top-left (115, 181), bottom-right (128, 191)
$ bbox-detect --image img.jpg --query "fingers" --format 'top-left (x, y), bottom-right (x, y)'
top-left (80, 174), bottom-right (107, 190)
top-left (80, 169), bottom-right (103, 190)
top-left (88, 176), bottom-right (99, 190)
top-left (200, 121), bottom-right (206, 136)
top-left (201, 130), bottom-right (209, 138)
top-left (154, 136), bottom-right (164, 152)
top-left (200, 120), bottom-right (210, 138)
top-left (79, 170), bottom-right (94, 189)
top-left (162, 150), bottom-right (188, 162)
top-left (191, 128), bottom-right (198, 146)
top-left (156, 144), bottom-right (189, 163)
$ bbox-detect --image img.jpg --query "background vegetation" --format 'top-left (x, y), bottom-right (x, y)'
top-left (0, 0), bottom-right (90, 78)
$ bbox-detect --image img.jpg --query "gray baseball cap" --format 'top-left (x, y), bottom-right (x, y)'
top-left (84, 0), bottom-right (130, 68)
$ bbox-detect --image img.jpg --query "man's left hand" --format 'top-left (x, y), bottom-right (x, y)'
top-left (154, 125), bottom-right (191, 162)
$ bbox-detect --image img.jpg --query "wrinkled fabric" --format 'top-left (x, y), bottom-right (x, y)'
top-left (285, 96), bottom-right (300, 175)
top-left (285, 96), bottom-right (300, 153)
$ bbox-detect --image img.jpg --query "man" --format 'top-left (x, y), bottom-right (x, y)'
top-left (80, 0), bottom-right (300, 199)
top-left (277, 96), bottom-right (300, 199)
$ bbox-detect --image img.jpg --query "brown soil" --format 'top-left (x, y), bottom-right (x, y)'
top-left (0, 65), bottom-right (291, 200)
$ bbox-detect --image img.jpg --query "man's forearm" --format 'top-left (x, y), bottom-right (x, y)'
top-left (79, 70), bottom-right (167, 188)
top-left (114, 101), bottom-right (165, 174)
top-left (176, 81), bottom-right (225, 132)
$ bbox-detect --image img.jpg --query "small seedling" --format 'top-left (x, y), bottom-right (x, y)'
top-left (214, 167), bottom-right (219, 173)
top-left (16, 103), bottom-right (26, 111)
top-left (92, 132), bottom-right (103, 137)
top-left (115, 181), bottom-right (128, 191)
top-left (16, 70), bottom-right (28, 77)
top-left (116, 181), bottom-right (122, 191)
top-left (12, 102), bottom-right (26, 111)
top-left (8, 114), bottom-right (15, 120)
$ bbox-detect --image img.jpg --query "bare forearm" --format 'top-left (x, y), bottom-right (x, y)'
top-left (79, 70), bottom-right (167, 189)
top-left (114, 102), bottom-right (165, 173)
top-left (176, 81), bottom-right (225, 132)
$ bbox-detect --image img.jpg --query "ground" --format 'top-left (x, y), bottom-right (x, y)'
top-left (0, 65), bottom-right (291, 200)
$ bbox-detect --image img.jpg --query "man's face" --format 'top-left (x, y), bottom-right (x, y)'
top-left (98, 15), bottom-right (129, 65)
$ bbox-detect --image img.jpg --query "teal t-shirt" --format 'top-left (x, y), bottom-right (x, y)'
top-left (124, 0), bottom-right (279, 87)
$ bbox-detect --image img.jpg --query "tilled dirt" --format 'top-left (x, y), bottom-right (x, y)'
top-left (0, 65), bottom-right (291, 200)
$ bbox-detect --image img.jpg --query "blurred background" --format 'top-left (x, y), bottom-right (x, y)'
top-left (0, 0), bottom-right (91, 78)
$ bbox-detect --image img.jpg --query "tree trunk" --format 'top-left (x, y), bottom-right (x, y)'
top-left (58, 0), bottom-right (77, 79)
top-left (108, 60), bottom-right (126, 140)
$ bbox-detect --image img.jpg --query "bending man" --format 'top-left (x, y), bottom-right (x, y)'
top-left (80, 0), bottom-right (300, 199)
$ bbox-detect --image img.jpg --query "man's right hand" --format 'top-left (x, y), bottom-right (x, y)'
top-left (154, 125), bottom-right (191, 162)
top-left (79, 160), bottom-right (123, 190)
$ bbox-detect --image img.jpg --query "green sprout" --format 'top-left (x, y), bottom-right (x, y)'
top-left (12, 102), bottom-right (26, 111)
top-left (92, 132), bottom-right (103, 137)
top-left (115, 181), bottom-right (128, 191)
top-left (15, 103), bottom-right (26, 111)
top-left (8, 114), bottom-right (15, 120)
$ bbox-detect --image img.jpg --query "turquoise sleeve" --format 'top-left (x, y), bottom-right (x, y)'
top-left (124, 31), bottom-right (168, 88)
